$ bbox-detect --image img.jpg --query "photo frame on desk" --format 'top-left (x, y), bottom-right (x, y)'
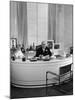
top-left (53, 43), bottom-right (61, 56)
top-left (10, 38), bottom-right (17, 49)
top-left (54, 43), bottom-right (61, 50)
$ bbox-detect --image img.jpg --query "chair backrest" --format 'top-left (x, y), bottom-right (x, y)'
top-left (60, 64), bottom-right (71, 75)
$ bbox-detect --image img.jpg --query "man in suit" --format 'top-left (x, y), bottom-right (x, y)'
top-left (35, 41), bottom-right (52, 57)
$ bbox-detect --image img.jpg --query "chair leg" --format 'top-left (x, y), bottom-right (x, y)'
top-left (46, 72), bottom-right (47, 96)
top-left (59, 76), bottom-right (60, 85)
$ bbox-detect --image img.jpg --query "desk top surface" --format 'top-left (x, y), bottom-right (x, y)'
top-left (11, 55), bottom-right (73, 64)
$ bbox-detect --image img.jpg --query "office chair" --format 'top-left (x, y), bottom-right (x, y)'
top-left (46, 64), bottom-right (73, 95)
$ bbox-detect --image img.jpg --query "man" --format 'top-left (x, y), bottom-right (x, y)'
top-left (35, 41), bottom-right (52, 57)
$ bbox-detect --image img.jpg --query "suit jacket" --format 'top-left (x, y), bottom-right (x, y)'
top-left (35, 46), bottom-right (52, 57)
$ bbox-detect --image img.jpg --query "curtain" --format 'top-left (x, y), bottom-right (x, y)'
top-left (10, 1), bottom-right (18, 38)
top-left (37, 3), bottom-right (48, 45)
top-left (48, 4), bottom-right (64, 48)
top-left (10, 1), bottom-right (27, 48)
top-left (48, 4), bottom-right (73, 51)
top-left (10, 2), bottom-right (73, 51)
top-left (27, 2), bottom-right (38, 46)
top-left (27, 2), bottom-right (48, 46)
top-left (48, 4), bottom-right (56, 42)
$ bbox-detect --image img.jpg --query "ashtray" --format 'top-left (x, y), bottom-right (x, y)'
top-left (30, 58), bottom-right (37, 62)
top-left (22, 57), bottom-right (26, 61)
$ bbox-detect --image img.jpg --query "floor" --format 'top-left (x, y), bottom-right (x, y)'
top-left (10, 79), bottom-right (73, 99)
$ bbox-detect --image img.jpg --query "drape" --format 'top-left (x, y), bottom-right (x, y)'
top-left (48, 4), bottom-right (73, 51)
top-left (48, 4), bottom-right (56, 42)
top-left (48, 4), bottom-right (64, 49)
top-left (10, 1), bottom-right (73, 51)
top-left (10, 1), bottom-right (18, 38)
top-left (27, 2), bottom-right (48, 46)
top-left (10, 1), bottom-right (27, 48)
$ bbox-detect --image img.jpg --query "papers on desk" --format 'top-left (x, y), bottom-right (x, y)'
top-left (29, 57), bottom-right (37, 62)
top-left (51, 55), bottom-right (56, 59)
top-left (28, 54), bottom-right (70, 62)
top-left (55, 55), bottom-right (65, 59)
top-left (42, 56), bottom-right (50, 61)
top-left (29, 55), bottom-right (53, 62)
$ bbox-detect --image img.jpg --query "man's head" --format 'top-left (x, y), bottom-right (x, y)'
top-left (41, 41), bottom-right (46, 49)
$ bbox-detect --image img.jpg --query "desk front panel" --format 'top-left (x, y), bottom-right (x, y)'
top-left (10, 56), bottom-right (72, 87)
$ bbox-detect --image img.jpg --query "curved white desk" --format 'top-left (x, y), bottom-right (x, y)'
top-left (10, 56), bottom-right (73, 88)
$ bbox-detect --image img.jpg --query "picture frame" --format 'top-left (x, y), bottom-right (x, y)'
top-left (54, 43), bottom-right (61, 50)
top-left (10, 38), bottom-right (17, 49)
